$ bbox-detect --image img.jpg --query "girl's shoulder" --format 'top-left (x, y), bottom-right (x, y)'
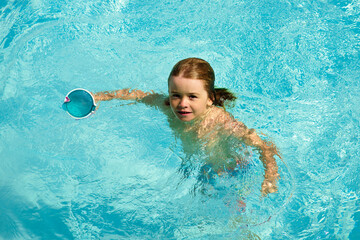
top-left (199, 106), bottom-right (233, 129)
top-left (209, 106), bottom-right (234, 122)
top-left (204, 106), bottom-right (246, 132)
top-left (197, 106), bottom-right (242, 139)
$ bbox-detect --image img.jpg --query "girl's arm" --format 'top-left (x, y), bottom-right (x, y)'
top-left (93, 88), bottom-right (169, 111)
top-left (228, 120), bottom-right (280, 196)
top-left (93, 88), bottom-right (152, 102)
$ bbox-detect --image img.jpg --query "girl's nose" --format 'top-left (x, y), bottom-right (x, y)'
top-left (179, 97), bottom-right (188, 108)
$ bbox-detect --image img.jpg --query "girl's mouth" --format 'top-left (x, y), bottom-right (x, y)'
top-left (177, 110), bottom-right (192, 116)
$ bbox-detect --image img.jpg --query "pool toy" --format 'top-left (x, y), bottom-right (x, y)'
top-left (62, 88), bottom-right (96, 119)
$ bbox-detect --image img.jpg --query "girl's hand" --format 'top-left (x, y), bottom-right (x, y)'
top-left (92, 93), bottom-right (101, 103)
top-left (261, 179), bottom-right (278, 196)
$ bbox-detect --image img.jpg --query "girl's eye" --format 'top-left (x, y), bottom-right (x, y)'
top-left (189, 95), bottom-right (197, 99)
top-left (171, 94), bottom-right (180, 98)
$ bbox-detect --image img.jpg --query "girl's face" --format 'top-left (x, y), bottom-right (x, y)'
top-left (168, 76), bottom-right (213, 122)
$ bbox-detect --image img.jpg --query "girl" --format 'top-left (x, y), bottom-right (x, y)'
top-left (93, 58), bottom-right (280, 195)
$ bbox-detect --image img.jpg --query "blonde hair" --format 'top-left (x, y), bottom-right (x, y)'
top-left (168, 58), bottom-right (236, 107)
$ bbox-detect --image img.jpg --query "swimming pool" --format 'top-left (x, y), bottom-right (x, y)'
top-left (1, 0), bottom-right (359, 239)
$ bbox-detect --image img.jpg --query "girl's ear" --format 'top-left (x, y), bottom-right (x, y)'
top-left (207, 97), bottom-right (213, 107)
top-left (207, 92), bottom-right (215, 106)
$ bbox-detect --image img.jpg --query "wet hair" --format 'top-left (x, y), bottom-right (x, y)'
top-left (168, 58), bottom-right (236, 108)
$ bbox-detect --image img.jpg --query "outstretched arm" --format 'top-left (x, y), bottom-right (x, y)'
top-left (93, 88), bottom-right (152, 102)
top-left (92, 88), bottom-right (169, 113)
top-left (229, 121), bottom-right (280, 195)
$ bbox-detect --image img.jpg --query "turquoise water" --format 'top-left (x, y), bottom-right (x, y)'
top-left (1, 0), bottom-right (359, 239)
